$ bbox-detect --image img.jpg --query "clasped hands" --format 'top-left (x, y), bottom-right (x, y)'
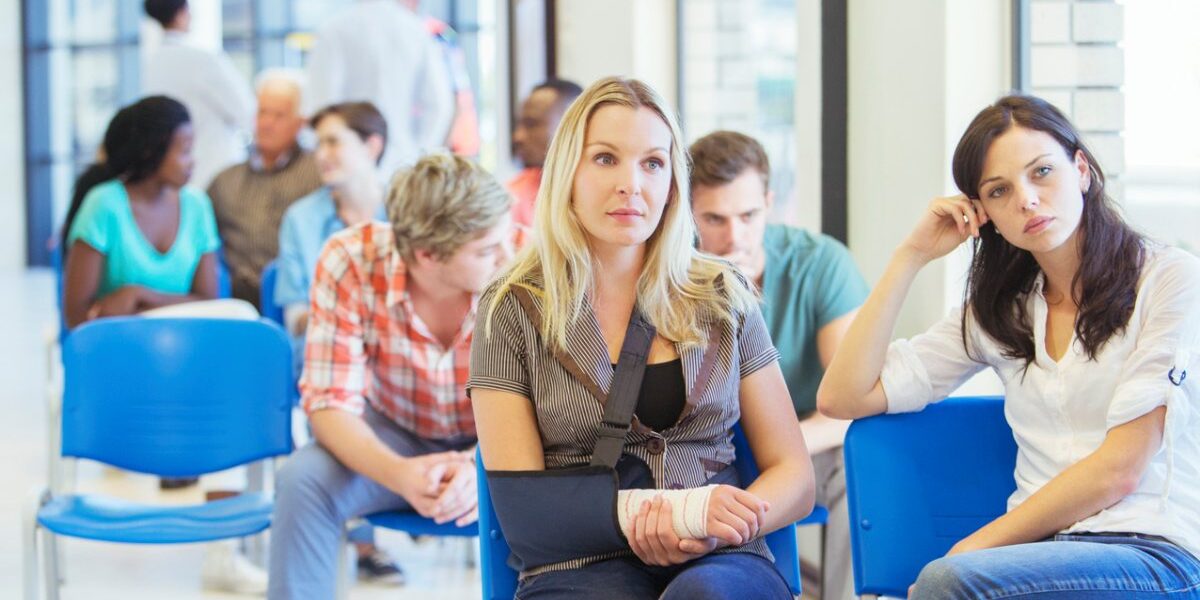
top-left (389, 450), bottom-right (478, 527)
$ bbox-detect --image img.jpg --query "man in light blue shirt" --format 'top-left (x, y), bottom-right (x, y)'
top-left (274, 188), bottom-right (386, 311)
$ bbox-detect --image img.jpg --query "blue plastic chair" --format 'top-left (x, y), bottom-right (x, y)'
top-left (23, 317), bottom-right (295, 600)
top-left (476, 423), bottom-right (806, 598)
top-left (259, 260), bottom-right (284, 326)
top-left (843, 396), bottom-right (1017, 598)
top-left (476, 448), bottom-right (518, 600)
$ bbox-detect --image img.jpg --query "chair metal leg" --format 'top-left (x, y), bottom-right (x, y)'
top-left (819, 522), bottom-right (827, 599)
top-left (244, 461), bottom-right (268, 566)
top-left (464, 536), bottom-right (478, 569)
top-left (335, 530), bottom-right (350, 600)
top-left (23, 489), bottom-right (43, 600)
top-left (43, 530), bottom-right (61, 600)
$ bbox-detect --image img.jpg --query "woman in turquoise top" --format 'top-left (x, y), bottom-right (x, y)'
top-left (63, 96), bottom-right (221, 329)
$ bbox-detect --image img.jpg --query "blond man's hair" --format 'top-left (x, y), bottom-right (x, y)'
top-left (386, 153), bottom-right (511, 261)
top-left (486, 76), bottom-right (757, 350)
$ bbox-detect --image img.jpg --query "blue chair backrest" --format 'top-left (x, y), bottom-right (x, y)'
top-left (731, 422), bottom-right (801, 596)
top-left (61, 317), bottom-right (294, 476)
top-left (476, 449), bottom-right (519, 600)
top-left (844, 396), bottom-right (1016, 598)
top-left (475, 423), bottom-right (802, 598)
top-left (259, 260), bottom-right (284, 325)
top-left (217, 250), bottom-right (233, 299)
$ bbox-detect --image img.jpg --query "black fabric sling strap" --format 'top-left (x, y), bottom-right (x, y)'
top-left (509, 285), bottom-right (657, 465)
top-left (591, 308), bottom-right (656, 467)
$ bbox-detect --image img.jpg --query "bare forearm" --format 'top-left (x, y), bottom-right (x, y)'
top-left (136, 287), bottom-right (218, 310)
top-left (957, 409), bottom-right (1165, 552)
top-left (747, 457), bottom-right (816, 533)
top-left (957, 454), bottom-right (1134, 551)
top-left (309, 409), bottom-right (407, 488)
top-left (818, 249), bottom-right (927, 418)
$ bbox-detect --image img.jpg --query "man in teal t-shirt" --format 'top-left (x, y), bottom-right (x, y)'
top-left (690, 131), bottom-right (868, 600)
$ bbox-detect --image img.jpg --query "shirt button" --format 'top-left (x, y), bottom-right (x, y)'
top-left (645, 437), bottom-right (666, 455)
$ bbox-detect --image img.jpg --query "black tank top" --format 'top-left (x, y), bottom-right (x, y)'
top-left (614, 358), bottom-right (686, 432)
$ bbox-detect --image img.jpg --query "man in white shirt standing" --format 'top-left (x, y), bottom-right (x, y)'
top-left (142, 0), bottom-right (255, 189)
top-left (305, 0), bottom-right (454, 175)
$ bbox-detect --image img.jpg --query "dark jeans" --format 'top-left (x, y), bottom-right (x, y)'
top-left (515, 552), bottom-right (792, 600)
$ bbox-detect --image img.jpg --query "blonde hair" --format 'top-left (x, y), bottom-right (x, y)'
top-left (487, 76), bottom-right (756, 350)
top-left (387, 153), bottom-right (511, 261)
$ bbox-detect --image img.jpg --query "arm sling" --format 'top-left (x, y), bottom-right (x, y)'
top-left (484, 287), bottom-right (742, 572)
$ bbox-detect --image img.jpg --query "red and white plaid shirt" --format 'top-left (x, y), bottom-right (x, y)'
top-left (300, 222), bottom-right (476, 440)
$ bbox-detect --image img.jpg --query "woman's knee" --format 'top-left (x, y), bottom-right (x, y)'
top-left (911, 555), bottom-right (980, 599)
top-left (662, 555), bottom-right (790, 600)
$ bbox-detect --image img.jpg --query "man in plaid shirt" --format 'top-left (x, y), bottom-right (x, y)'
top-left (268, 154), bottom-right (515, 599)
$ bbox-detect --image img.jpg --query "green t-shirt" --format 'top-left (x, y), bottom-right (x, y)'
top-left (759, 224), bottom-right (869, 416)
top-left (67, 179), bottom-right (221, 298)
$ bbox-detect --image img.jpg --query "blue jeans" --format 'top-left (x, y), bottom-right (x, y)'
top-left (515, 552), bottom-right (792, 600)
top-left (912, 533), bottom-right (1200, 599)
top-left (266, 405), bottom-right (473, 600)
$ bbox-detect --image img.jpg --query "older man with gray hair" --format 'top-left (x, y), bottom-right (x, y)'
top-left (208, 68), bottom-right (323, 308)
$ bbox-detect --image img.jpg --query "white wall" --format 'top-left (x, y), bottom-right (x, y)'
top-left (0, 0), bottom-right (25, 271)
top-left (792, 0), bottom-right (822, 233)
top-left (555, 0), bottom-right (677, 107)
top-left (847, 0), bottom-right (1010, 338)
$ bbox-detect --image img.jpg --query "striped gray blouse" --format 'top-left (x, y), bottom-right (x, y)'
top-left (468, 273), bottom-right (782, 576)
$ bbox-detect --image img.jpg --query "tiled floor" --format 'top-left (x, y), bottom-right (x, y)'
top-left (1, 268), bottom-right (480, 599)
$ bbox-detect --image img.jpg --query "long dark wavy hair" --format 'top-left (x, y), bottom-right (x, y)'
top-left (60, 95), bottom-right (191, 251)
top-left (951, 95), bottom-right (1144, 367)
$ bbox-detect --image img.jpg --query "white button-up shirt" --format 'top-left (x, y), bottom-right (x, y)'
top-left (305, 0), bottom-right (454, 175)
top-left (142, 32), bottom-right (255, 189)
top-left (881, 245), bottom-right (1200, 558)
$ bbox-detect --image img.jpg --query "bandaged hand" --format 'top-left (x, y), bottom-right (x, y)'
top-left (617, 484), bottom-right (769, 546)
top-left (618, 485), bottom-right (716, 541)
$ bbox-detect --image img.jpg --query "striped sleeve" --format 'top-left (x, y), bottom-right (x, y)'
top-left (467, 286), bottom-right (531, 398)
top-left (738, 303), bottom-right (782, 379)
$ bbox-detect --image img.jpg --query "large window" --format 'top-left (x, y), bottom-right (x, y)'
top-left (218, 0), bottom-right (500, 168)
top-left (23, 0), bottom-right (142, 266)
top-left (23, 0), bottom-right (501, 267)
top-left (678, 0), bottom-right (844, 240)
top-left (679, 0), bottom-right (800, 221)
top-left (1122, 0), bottom-right (1200, 254)
top-left (1018, 0), bottom-right (1199, 255)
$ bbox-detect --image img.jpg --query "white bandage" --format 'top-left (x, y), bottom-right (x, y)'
top-left (617, 485), bottom-right (718, 540)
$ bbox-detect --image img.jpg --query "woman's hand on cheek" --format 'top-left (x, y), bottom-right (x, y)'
top-left (900, 194), bottom-right (989, 264)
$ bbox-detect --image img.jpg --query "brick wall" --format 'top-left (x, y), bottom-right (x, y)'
top-left (1029, 0), bottom-right (1125, 197)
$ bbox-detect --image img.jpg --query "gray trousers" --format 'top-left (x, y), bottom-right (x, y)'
top-left (810, 447), bottom-right (854, 600)
top-left (266, 405), bottom-right (472, 600)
